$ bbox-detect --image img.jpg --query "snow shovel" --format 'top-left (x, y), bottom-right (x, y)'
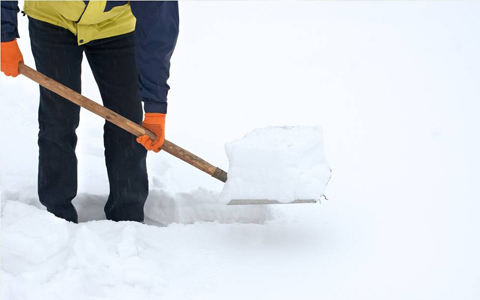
top-left (18, 63), bottom-right (319, 205)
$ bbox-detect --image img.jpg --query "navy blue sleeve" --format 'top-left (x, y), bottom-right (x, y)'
top-left (130, 1), bottom-right (179, 114)
top-left (1, 1), bottom-right (20, 42)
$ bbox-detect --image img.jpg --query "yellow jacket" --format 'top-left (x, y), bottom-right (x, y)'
top-left (14, 1), bottom-right (179, 114)
top-left (24, 1), bottom-right (136, 46)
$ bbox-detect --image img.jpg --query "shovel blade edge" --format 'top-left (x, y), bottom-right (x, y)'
top-left (227, 199), bottom-right (318, 205)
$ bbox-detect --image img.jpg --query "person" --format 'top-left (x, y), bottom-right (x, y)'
top-left (0, 1), bottom-right (179, 223)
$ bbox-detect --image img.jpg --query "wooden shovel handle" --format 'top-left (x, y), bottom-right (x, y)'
top-left (19, 63), bottom-right (227, 183)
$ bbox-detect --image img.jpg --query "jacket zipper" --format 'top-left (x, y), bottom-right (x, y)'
top-left (75, 1), bottom-right (89, 42)
top-left (76, 1), bottom-right (89, 24)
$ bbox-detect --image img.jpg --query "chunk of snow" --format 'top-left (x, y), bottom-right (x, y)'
top-left (220, 126), bottom-right (331, 203)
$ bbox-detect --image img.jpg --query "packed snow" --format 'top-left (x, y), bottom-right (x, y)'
top-left (2, 2), bottom-right (480, 300)
top-left (220, 126), bottom-right (331, 203)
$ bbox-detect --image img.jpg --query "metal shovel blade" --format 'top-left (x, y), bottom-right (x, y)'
top-left (227, 199), bottom-right (318, 205)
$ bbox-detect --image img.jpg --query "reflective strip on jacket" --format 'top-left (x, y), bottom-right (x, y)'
top-left (1, 1), bottom-right (179, 114)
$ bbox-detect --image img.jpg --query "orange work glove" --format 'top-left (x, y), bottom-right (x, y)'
top-left (1, 39), bottom-right (24, 77)
top-left (136, 113), bottom-right (166, 153)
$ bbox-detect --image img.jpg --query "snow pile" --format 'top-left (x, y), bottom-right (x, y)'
top-left (220, 126), bottom-right (331, 203)
top-left (1, 201), bottom-right (183, 300)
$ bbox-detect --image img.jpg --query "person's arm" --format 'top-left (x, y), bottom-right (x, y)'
top-left (131, 1), bottom-right (179, 152)
top-left (1, 1), bottom-right (23, 77)
top-left (1, 1), bottom-right (20, 42)
top-left (130, 1), bottom-right (179, 114)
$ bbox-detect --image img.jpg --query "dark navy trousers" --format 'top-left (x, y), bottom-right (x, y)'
top-left (29, 18), bottom-right (148, 223)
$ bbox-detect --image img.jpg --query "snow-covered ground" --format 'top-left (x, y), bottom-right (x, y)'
top-left (2, 1), bottom-right (480, 299)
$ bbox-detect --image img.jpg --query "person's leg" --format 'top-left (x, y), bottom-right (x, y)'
top-left (84, 32), bottom-right (148, 222)
top-left (29, 18), bottom-right (84, 223)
